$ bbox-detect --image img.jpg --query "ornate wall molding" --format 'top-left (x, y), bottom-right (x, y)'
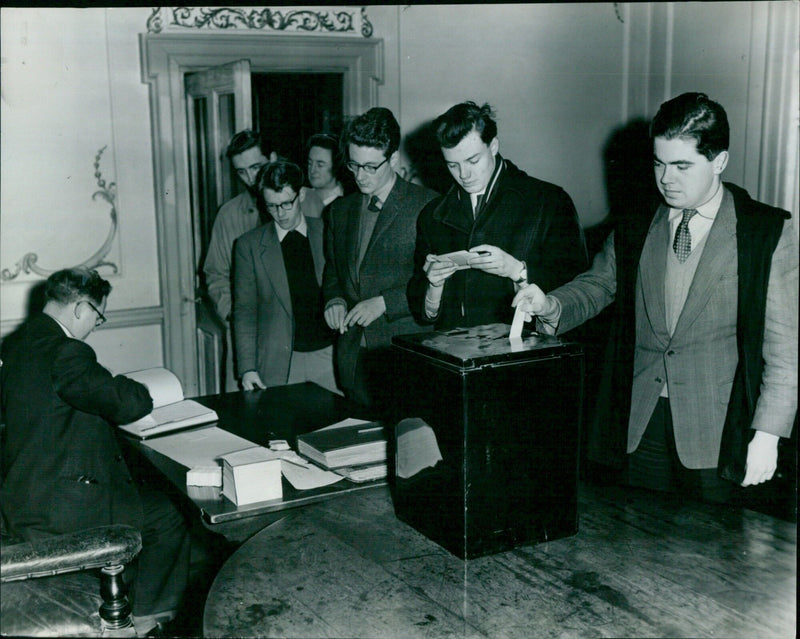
top-left (146, 6), bottom-right (373, 38)
top-left (1, 147), bottom-right (119, 282)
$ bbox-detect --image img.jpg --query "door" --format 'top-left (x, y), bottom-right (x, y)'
top-left (185, 59), bottom-right (252, 394)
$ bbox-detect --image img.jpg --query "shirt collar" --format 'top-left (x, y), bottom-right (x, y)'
top-left (668, 180), bottom-right (724, 222)
top-left (367, 172), bottom-right (397, 210)
top-left (276, 215), bottom-right (308, 242)
top-left (466, 155), bottom-right (504, 206)
top-left (46, 312), bottom-right (75, 338)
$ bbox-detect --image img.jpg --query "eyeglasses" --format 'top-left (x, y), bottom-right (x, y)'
top-left (264, 192), bottom-right (299, 212)
top-left (345, 157), bottom-right (389, 175)
top-left (82, 300), bottom-right (107, 327)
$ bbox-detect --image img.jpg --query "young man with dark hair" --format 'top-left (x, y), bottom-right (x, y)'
top-left (0, 267), bottom-right (191, 632)
top-left (233, 161), bottom-right (337, 393)
top-left (323, 107), bottom-right (437, 408)
top-left (514, 92), bottom-right (797, 501)
top-left (407, 101), bottom-right (588, 329)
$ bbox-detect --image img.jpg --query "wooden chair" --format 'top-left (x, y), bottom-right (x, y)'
top-left (1, 524), bottom-right (142, 637)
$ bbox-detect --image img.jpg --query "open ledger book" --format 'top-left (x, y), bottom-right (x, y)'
top-left (119, 367), bottom-right (218, 439)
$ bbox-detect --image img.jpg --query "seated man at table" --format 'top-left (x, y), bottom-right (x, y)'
top-left (0, 267), bottom-right (191, 633)
top-left (233, 160), bottom-right (339, 394)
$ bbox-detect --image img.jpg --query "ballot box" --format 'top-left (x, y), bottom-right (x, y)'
top-left (391, 323), bottom-right (584, 559)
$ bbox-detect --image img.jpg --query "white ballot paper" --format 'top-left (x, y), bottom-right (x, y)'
top-left (509, 303), bottom-right (527, 344)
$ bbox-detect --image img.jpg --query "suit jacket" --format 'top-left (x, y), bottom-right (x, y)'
top-left (0, 313), bottom-right (153, 539)
top-left (551, 185), bottom-right (797, 469)
top-left (408, 157), bottom-right (588, 329)
top-left (233, 217), bottom-right (326, 388)
top-left (322, 176), bottom-right (438, 390)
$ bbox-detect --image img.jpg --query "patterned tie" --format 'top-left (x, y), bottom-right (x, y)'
top-left (367, 195), bottom-right (381, 212)
top-left (673, 208), bottom-right (698, 263)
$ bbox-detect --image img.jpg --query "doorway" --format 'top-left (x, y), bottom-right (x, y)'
top-left (187, 68), bottom-right (345, 394)
top-left (142, 33), bottom-right (384, 396)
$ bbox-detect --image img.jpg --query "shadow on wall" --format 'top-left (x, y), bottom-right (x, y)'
top-left (402, 120), bottom-right (453, 195)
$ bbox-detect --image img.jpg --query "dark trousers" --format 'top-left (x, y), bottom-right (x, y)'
top-left (627, 397), bottom-right (733, 504)
top-left (344, 347), bottom-right (398, 419)
top-left (127, 483), bottom-right (191, 617)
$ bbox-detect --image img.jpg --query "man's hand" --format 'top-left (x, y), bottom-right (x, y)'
top-left (242, 371), bottom-right (266, 391)
top-left (344, 296), bottom-right (387, 328)
top-left (511, 282), bottom-right (558, 321)
top-left (424, 254), bottom-right (458, 287)
top-left (467, 244), bottom-right (523, 280)
top-left (324, 302), bottom-right (348, 334)
top-left (741, 430), bottom-right (780, 486)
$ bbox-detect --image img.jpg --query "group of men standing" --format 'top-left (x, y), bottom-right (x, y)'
top-left (1, 92), bottom-right (796, 628)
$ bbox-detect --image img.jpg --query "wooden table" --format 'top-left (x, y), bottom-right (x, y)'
top-left (203, 483), bottom-right (796, 638)
top-left (126, 383), bottom-right (383, 541)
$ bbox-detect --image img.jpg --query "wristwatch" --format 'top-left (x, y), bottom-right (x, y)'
top-left (513, 260), bottom-right (528, 285)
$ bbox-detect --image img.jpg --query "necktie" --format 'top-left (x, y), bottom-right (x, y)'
top-left (673, 208), bottom-right (698, 263)
top-left (367, 195), bottom-right (381, 212)
top-left (473, 193), bottom-right (484, 218)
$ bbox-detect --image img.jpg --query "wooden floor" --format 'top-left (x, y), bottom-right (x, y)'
top-left (203, 483), bottom-right (796, 638)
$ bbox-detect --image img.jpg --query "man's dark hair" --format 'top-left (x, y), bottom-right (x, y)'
top-left (256, 160), bottom-right (304, 195)
top-left (650, 92), bottom-right (729, 160)
top-left (434, 101), bottom-right (498, 149)
top-left (344, 108), bottom-right (400, 158)
top-left (226, 129), bottom-right (269, 160)
top-left (44, 268), bottom-right (111, 305)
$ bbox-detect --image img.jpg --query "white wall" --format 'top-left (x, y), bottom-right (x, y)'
top-left (1, 4), bottom-right (796, 377)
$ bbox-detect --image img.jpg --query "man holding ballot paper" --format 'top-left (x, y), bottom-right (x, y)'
top-left (408, 101), bottom-right (587, 329)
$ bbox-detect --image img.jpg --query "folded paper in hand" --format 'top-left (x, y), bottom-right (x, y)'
top-left (434, 250), bottom-right (482, 270)
top-left (119, 367), bottom-right (218, 438)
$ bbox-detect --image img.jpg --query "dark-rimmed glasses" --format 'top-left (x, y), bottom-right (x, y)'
top-left (82, 300), bottom-right (107, 327)
top-left (264, 192), bottom-right (299, 213)
top-left (345, 157), bottom-right (389, 175)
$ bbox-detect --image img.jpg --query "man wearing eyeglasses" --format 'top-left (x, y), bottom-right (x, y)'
top-left (322, 107), bottom-right (437, 409)
top-left (0, 267), bottom-right (190, 632)
top-left (233, 161), bottom-right (338, 394)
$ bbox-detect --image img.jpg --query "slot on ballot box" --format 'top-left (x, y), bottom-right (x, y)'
top-left (391, 323), bottom-right (584, 559)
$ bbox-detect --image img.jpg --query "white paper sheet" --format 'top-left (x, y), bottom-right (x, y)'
top-left (142, 426), bottom-right (256, 469)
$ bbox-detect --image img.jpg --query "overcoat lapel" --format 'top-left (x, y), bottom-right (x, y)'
top-left (637, 205), bottom-right (670, 340)
top-left (344, 196), bottom-right (362, 293)
top-left (362, 180), bottom-right (402, 266)
top-left (307, 219), bottom-right (325, 285)
top-left (259, 224), bottom-right (292, 317)
top-left (673, 188), bottom-right (737, 335)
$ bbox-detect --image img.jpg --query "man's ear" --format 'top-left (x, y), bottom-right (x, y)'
top-left (489, 137), bottom-right (500, 157)
top-left (389, 150), bottom-right (400, 170)
top-left (712, 150), bottom-right (729, 175)
top-left (269, 151), bottom-right (279, 162)
top-left (298, 188), bottom-right (306, 203)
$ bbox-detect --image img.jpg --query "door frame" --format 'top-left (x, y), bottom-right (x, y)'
top-left (140, 33), bottom-right (384, 395)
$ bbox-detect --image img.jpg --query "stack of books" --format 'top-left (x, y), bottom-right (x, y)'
top-left (296, 419), bottom-right (387, 480)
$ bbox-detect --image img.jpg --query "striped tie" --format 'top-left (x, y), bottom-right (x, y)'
top-left (673, 208), bottom-right (698, 263)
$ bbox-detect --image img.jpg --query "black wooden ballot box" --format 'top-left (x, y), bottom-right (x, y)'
top-left (390, 324), bottom-right (584, 559)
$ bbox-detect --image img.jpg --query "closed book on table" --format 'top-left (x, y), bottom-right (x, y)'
top-left (296, 421), bottom-right (386, 469)
top-left (391, 323), bottom-right (584, 559)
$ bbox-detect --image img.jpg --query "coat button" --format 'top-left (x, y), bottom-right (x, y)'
top-left (655, 377), bottom-right (663, 384)
top-left (115, 455), bottom-right (123, 462)
top-left (667, 350), bottom-right (675, 356)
